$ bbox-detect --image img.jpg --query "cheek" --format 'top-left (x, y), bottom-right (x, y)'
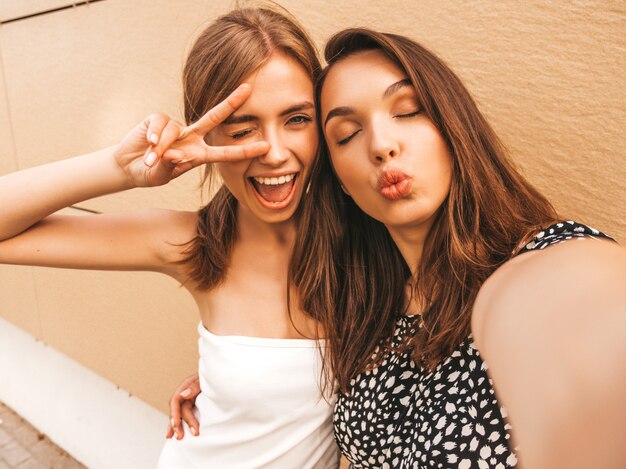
top-left (434, 149), bottom-right (453, 195)
top-left (216, 161), bottom-right (249, 189)
top-left (296, 128), bottom-right (319, 167)
top-left (328, 151), bottom-right (347, 180)
top-left (329, 152), bottom-right (360, 193)
top-left (410, 131), bottom-right (452, 191)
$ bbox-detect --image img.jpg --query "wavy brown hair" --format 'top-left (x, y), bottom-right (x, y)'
top-left (179, 7), bottom-right (321, 289)
top-left (292, 28), bottom-right (558, 393)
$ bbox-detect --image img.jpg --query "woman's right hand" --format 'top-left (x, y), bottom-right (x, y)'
top-left (166, 373), bottom-right (201, 440)
top-left (115, 84), bottom-right (269, 188)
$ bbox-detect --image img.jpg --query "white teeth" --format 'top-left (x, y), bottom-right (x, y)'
top-left (252, 173), bottom-right (295, 186)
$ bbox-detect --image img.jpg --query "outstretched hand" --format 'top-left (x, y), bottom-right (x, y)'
top-left (115, 84), bottom-right (269, 188)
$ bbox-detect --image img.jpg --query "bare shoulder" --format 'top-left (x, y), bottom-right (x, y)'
top-left (139, 208), bottom-right (199, 281)
top-left (139, 208), bottom-right (198, 264)
top-left (145, 209), bottom-right (198, 244)
top-left (471, 238), bottom-right (626, 467)
top-left (472, 238), bottom-right (626, 346)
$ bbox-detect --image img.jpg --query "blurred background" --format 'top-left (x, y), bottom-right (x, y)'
top-left (0, 0), bottom-right (624, 467)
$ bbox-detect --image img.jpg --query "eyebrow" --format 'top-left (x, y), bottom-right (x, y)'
top-left (324, 78), bottom-right (412, 128)
top-left (323, 106), bottom-right (354, 127)
top-left (221, 101), bottom-right (314, 125)
top-left (383, 78), bottom-right (412, 99)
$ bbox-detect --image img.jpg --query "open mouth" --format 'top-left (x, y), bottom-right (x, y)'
top-left (249, 173), bottom-right (299, 209)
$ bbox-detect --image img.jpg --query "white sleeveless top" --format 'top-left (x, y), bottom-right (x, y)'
top-left (157, 322), bottom-right (339, 468)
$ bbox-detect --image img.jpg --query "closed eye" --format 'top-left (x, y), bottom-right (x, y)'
top-left (230, 128), bottom-right (255, 140)
top-left (395, 110), bottom-right (421, 119)
top-left (337, 130), bottom-right (361, 145)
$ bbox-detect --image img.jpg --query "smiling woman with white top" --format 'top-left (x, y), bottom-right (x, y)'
top-left (0, 7), bottom-right (339, 468)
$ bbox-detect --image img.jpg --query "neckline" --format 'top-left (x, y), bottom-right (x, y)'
top-left (198, 322), bottom-right (323, 348)
top-left (397, 311), bottom-right (422, 320)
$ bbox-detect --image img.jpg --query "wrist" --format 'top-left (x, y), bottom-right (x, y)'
top-left (106, 144), bottom-right (138, 191)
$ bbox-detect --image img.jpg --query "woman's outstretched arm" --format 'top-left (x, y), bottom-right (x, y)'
top-left (0, 84), bottom-right (269, 275)
top-left (0, 144), bottom-right (133, 242)
top-left (472, 239), bottom-right (626, 469)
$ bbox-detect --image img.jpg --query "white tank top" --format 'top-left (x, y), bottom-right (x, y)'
top-left (157, 322), bottom-right (339, 468)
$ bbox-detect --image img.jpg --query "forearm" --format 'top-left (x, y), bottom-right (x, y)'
top-left (0, 145), bottom-right (134, 240)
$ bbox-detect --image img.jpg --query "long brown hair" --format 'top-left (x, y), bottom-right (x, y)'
top-left (179, 7), bottom-right (321, 289)
top-left (292, 29), bottom-right (558, 393)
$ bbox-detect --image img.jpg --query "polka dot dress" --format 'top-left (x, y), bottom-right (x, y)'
top-left (333, 222), bottom-right (613, 468)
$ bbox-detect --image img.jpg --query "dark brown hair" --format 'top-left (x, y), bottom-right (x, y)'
top-left (292, 28), bottom-right (557, 393)
top-left (180, 7), bottom-right (321, 289)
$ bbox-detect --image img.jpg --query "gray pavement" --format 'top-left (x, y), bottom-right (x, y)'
top-left (0, 401), bottom-right (85, 469)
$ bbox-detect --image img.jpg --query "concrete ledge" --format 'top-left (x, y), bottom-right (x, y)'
top-left (0, 316), bottom-right (168, 468)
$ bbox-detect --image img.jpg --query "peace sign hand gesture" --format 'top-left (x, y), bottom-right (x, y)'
top-left (115, 84), bottom-right (269, 188)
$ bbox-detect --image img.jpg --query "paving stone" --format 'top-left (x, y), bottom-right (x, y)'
top-left (0, 403), bottom-right (84, 468)
top-left (0, 428), bottom-right (12, 447)
top-left (1, 441), bottom-right (31, 466)
top-left (16, 458), bottom-right (47, 469)
top-left (29, 439), bottom-right (68, 464)
top-left (8, 425), bottom-right (40, 448)
top-left (0, 412), bottom-right (20, 431)
top-left (52, 457), bottom-right (86, 469)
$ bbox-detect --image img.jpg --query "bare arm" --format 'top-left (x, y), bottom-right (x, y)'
top-left (0, 145), bottom-right (132, 241)
top-left (0, 84), bottom-right (269, 275)
top-left (0, 208), bottom-right (197, 274)
top-left (472, 239), bottom-right (626, 469)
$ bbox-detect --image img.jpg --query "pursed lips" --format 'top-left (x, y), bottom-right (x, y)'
top-left (377, 168), bottom-right (412, 200)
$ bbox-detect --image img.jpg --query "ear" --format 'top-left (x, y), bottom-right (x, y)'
top-left (340, 183), bottom-right (350, 196)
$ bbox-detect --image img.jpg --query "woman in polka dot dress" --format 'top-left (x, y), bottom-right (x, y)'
top-left (292, 28), bottom-right (626, 468)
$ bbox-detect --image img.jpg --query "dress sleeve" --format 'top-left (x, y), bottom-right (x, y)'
top-left (517, 220), bottom-right (615, 255)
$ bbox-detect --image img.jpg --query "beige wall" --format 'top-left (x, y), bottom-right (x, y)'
top-left (0, 0), bottom-right (624, 413)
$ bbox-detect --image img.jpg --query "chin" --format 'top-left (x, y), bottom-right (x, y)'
top-left (256, 205), bottom-right (300, 225)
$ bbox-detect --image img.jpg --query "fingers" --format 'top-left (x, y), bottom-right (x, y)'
top-left (168, 373), bottom-right (201, 439)
top-left (169, 397), bottom-right (184, 440)
top-left (181, 401), bottom-right (200, 437)
top-left (181, 374), bottom-right (201, 398)
top-left (185, 83), bottom-right (252, 136)
top-left (143, 82), bottom-right (253, 167)
top-left (163, 139), bottom-right (270, 168)
top-left (169, 384), bottom-right (186, 439)
top-left (144, 113), bottom-right (169, 146)
top-left (204, 141), bottom-right (271, 163)
top-left (165, 405), bottom-right (199, 439)
top-left (145, 119), bottom-right (183, 168)
top-left (165, 422), bottom-right (174, 439)
top-left (162, 149), bottom-right (187, 164)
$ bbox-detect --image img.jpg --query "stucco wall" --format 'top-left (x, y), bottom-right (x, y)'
top-left (0, 0), bottom-right (624, 414)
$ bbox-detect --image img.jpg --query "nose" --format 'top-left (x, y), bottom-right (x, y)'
top-left (257, 128), bottom-right (290, 167)
top-left (369, 121), bottom-right (399, 164)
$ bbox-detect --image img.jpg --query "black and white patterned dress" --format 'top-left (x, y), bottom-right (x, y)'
top-left (333, 222), bottom-right (613, 468)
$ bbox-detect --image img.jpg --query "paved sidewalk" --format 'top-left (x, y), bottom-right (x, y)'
top-left (0, 401), bottom-right (85, 469)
